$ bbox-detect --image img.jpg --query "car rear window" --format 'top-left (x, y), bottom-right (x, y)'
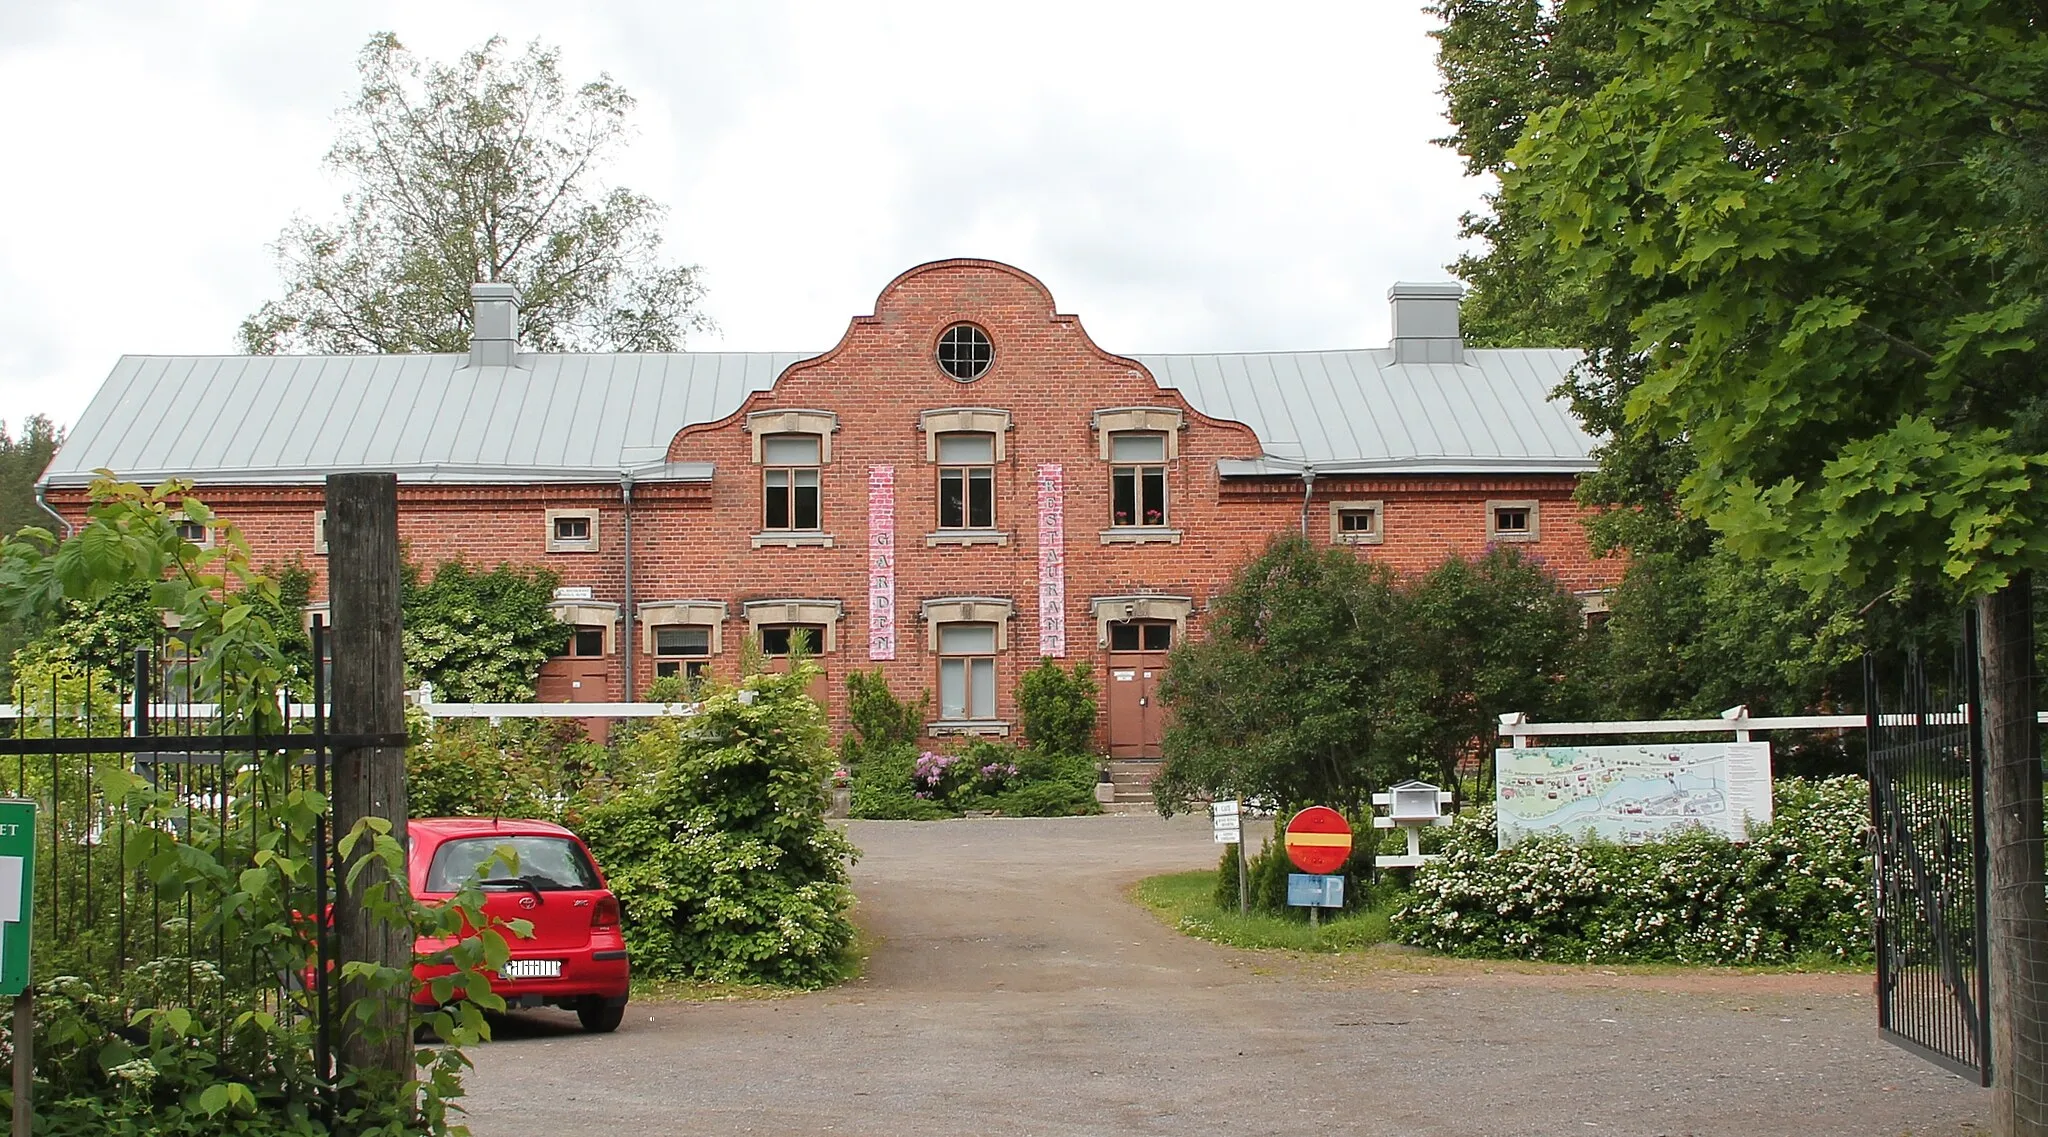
top-left (424, 836), bottom-right (601, 893)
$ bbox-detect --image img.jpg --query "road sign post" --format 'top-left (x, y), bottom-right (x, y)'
top-left (1283, 807), bottom-right (1352, 927)
top-left (0, 799), bottom-right (38, 1137)
top-left (1211, 801), bottom-right (1246, 916)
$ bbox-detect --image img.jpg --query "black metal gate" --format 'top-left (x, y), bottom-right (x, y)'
top-left (1863, 615), bottom-right (1992, 1085)
top-left (0, 624), bottom-right (373, 1109)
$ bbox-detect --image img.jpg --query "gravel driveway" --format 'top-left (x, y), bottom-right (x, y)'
top-left (459, 814), bottom-right (1985, 1136)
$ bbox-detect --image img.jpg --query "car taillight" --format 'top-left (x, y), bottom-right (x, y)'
top-left (592, 894), bottom-right (621, 930)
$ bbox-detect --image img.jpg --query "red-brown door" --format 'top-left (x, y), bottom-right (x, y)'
top-left (536, 625), bottom-right (611, 745)
top-left (1105, 621), bottom-right (1172, 759)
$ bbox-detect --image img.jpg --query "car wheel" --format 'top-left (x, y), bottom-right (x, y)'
top-left (576, 997), bottom-right (626, 1034)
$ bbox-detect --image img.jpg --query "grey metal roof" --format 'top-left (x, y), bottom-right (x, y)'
top-left (1133, 348), bottom-right (1598, 476)
top-left (44, 344), bottom-right (1596, 488)
top-left (43, 352), bottom-right (816, 487)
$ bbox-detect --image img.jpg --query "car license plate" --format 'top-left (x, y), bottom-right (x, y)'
top-left (501, 959), bottom-right (562, 980)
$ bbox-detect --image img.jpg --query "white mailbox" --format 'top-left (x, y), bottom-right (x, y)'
top-left (1371, 780), bottom-right (1456, 868)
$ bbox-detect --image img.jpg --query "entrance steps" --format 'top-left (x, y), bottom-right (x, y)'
top-left (1105, 759), bottom-right (1164, 810)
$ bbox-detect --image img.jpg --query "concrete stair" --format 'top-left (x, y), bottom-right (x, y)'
top-left (1105, 759), bottom-right (1164, 811)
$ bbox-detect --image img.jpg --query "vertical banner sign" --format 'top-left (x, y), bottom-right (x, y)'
top-left (0, 800), bottom-right (35, 997)
top-left (867, 466), bottom-right (896, 660)
top-left (1037, 463), bottom-right (1066, 657)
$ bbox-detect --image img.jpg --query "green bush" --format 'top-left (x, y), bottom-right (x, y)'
top-left (847, 739), bottom-right (1103, 819)
top-left (581, 665), bottom-right (860, 987)
top-left (1018, 659), bottom-right (1098, 757)
top-left (1392, 776), bottom-right (1872, 964)
top-left (402, 560), bottom-right (568, 702)
top-left (406, 717), bottom-right (622, 825)
top-left (848, 742), bottom-right (952, 820)
top-left (841, 668), bottom-right (927, 768)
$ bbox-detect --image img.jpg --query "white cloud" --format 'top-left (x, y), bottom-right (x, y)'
top-left (0, 0), bottom-right (1488, 430)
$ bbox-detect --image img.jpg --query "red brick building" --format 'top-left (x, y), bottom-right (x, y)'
top-left (41, 259), bottom-right (1617, 758)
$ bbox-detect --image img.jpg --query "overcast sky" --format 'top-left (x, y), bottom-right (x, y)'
top-left (0, 0), bottom-right (1487, 433)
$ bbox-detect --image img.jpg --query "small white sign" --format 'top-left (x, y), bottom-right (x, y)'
top-left (1212, 800), bottom-right (1240, 818)
top-left (553, 586), bottom-right (595, 601)
top-left (1213, 822), bottom-right (1241, 844)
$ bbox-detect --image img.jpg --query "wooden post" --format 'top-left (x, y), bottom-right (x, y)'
top-left (12, 992), bottom-right (31, 1137)
top-left (1975, 577), bottom-right (2047, 1137)
top-left (325, 474), bottom-right (412, 1105)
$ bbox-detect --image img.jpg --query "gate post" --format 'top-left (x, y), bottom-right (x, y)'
top-left (325, 473), bottom-right (412, 1106)
top-left (1975, 579), bottom-right (2048, 1136)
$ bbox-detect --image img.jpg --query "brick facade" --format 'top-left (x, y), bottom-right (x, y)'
top-left (46, 260), bottom-right (1622, 749)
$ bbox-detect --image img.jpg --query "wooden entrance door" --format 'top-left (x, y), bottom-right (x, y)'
top-left (763, 624), bottom-right (831, 709)
top-left (536, 624), bottom-right (612, 744)
top-left (1105, 620), bottom-right (1173, 759)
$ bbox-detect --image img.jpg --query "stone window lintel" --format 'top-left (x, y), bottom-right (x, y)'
top-left (552, 601), bottom-right (621, 655)
top-left (638, 600), bottom-right (729, 655)
top-left (746, 409), bottom-right (840, 463)
top-left (919, 407), bottom-right (1013, 461)
top-left (1092, 407), bottom-right (1185, 460)
top-left (742, 599), bottom-right (844, 653)
top-left (1088, 594), bottom-right (1194, 648)
top-left (920, 597), bottom-right (1015, 651)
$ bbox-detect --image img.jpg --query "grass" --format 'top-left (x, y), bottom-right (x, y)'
top-left (1130, 870), bottom-right (1399, 953)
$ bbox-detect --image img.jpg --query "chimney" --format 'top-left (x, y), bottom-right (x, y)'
top-left (470, 282), bottom-right (522, 367)
top-left (1388, 282), bottom-right (1465, 364)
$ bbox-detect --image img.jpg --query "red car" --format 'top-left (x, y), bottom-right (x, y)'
top-left (409, 817), bottom-right (631, 1033)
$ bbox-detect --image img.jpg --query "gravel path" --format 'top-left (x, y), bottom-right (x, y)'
top-left (458, 814), bottom-right (1985, 1136)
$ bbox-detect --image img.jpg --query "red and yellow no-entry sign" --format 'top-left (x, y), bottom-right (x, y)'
top-left (1283, 806), bottom-right (1353, 874)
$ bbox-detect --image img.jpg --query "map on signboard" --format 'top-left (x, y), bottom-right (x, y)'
top-left (1494, 742), bottom-right (1773, 848)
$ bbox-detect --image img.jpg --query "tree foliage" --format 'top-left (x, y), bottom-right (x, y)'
top-left (1156, 538), bottom-right (1594, 814)
top-left (1386, 547), bottom-right (1590, 786)
top-left (582, 666), bottom-right (859, 987)
top-left (401, 559), bottom-right (567, 702)
top-left (1153, 536), bottom-right (1409, 815)
top-left (1501, 0), bottom-right (2048, 599)
top-left (1017, 660), bottom-right (1099, 758)
top-left (0, 416), bottom-right (64, 690)
top-left (241, 33), bottom-right (708, 355)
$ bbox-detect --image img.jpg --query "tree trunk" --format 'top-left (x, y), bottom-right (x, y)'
top-left (1975, 575), bottom-right (2047, 1137)
top-left (326, 474), bottom-right (413, 1110)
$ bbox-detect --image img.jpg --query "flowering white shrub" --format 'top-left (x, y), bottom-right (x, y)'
top-left (1392, 777), bottom-right (1872, 964)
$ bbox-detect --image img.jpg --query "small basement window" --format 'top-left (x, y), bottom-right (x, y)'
top-left (546, 509), bottom-right (600, 553)
top-left (175, 521), bottom-right (212, 546)
top-left (1487, 500), bottom-right (1540, 541)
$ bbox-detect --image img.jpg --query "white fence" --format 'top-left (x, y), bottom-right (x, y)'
top-left (1497, 703), bottom-right (2048, 745)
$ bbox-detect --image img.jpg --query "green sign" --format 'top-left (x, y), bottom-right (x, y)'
top-left (0, 800), bottom-right (34, 997)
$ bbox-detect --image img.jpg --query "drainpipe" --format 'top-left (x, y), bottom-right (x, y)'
top-left (620, 473), bottom-right (635, 703)
top-left (35, 483), bottom-right (73, 538)
top-left (1298, 466), bottom-right (1316, 537)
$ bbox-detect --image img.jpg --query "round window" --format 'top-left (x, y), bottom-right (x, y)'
top-left (936, 324), bottom-right (993, 381)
